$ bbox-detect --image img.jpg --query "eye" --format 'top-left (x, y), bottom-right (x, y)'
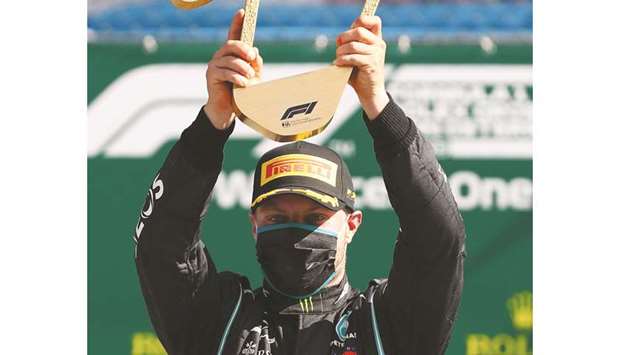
top-left (266, 214), bottom-right (287, 224)
top-left (306, 213), bottom-right (327, 226)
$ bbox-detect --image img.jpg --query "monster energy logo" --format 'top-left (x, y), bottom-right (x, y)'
top-left (299, 297), bottom-right (314, 313)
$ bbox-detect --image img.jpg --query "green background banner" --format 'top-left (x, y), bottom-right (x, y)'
top-left (88, 42), bottom-right (532, 355)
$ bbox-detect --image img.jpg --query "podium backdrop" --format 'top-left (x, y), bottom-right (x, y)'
top-left (88, 42), bottom-right (532, 355)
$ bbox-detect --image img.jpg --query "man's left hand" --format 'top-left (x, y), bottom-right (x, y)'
top-left (334, 15), bottom-right (389, 120)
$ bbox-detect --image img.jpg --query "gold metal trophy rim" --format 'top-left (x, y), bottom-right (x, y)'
top-left (170, 0), bottom-right (213, 10)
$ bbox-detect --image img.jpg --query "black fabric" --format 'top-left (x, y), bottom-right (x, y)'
top-left (134, 99), bottom-right (466, 355)
top-left (363, 92), bottom-right (417, 161)
top-left (256, 224), bottom-right (338, 298)
top-left (180, 106), bottom-right (235, 172)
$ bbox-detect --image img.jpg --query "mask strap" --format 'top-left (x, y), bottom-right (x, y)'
top-left (257, 223), bottom-right (339, 237)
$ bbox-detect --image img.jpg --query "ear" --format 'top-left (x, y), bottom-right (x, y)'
top-left (344, 210), bottom-right (363, 244)
top-left (249, 212), bottom-right (258, 242)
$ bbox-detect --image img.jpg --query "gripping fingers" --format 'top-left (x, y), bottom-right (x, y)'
top-left (336, 41), bottom-right (375, 57)
top-left (337, 27), bottom-right (378, 46)
top-left (214, 40), bottom-right (257, 62)
top-left (253, 48), bottom-right (263, 75)
top-left (352, 15), bottom-right (383, 38)
top-left (215, 56), bottom-right (256, 78)
top-left (213, 67), bottom-right (249, 87)
top-left (333, 54), bottom-right (371, 68)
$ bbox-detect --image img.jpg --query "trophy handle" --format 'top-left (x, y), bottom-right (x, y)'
top-left (240, 0), bottom-right (260, 47)
top-left (239, 0), bottom-right (377, 48)
top-left (362, 0), bottom-right (380, 17)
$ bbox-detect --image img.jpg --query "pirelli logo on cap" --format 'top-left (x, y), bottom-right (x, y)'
top-left (260, 154), bottom-right (338, 187)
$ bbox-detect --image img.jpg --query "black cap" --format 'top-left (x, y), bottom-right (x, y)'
top-left (251, 141), bottom-right (356, 212)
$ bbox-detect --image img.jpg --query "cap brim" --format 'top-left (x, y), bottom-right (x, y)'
top-left (250, 187), bottom-right (342, 211)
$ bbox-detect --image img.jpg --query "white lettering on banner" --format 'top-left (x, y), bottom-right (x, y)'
top-left (88, 64), bottom-right (530, 159)
top-left (449, 171), bottom-right (532, 211)
top-left (353, 176), bottom-right (391, 209)
top-left (387, 65), bottom-right (532, 159)
top-left (213, 171), bottom-right (255, 209)
top-left (328, 139), bottom-right (356, 158)
top-left (211, 170), bottom-right (532, 211)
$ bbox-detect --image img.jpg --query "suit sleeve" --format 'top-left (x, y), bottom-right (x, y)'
top-left (133, 107), bottom-right (236, 355)
top-left (363, 94), bottom-right (466, 354)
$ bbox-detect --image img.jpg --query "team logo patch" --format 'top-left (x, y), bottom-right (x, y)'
top-left (336, 311), bottom-right (352, 341)
top-left (260, 154), bottom-right (338, 187)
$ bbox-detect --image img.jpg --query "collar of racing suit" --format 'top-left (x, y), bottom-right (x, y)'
top-left (261, 274), bottom-right (357, 316)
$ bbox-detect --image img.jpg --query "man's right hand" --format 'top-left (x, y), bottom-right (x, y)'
top-left (204, 9), bottom-right (263, 130)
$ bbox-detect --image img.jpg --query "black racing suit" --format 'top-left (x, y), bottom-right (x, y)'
top-left (134, 95), bottom-right (466, 355)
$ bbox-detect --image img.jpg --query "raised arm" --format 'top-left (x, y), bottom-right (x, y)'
top-left (334, 14), bottom-right (465, 354)
top-left (134, 9), bottom-right (262, 354)
top-left (364, 95), bottom-right (465, 354)
top-left (134, 107), bottom-right (235, 354)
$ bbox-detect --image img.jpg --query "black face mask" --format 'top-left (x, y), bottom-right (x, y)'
top-left (256, 223), bottom-right (339, 299)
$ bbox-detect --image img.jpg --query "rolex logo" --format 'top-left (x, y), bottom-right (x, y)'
top-left (506, 291), bottom-right (532, 331)
top-left (466, 291), bottom-right (533, 355)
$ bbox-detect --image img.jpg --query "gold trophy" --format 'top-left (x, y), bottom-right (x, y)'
top-left (171, 0), bottom-right (381, 142)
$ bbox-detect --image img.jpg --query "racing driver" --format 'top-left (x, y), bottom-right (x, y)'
top-left (134, 9), bottom-right (466, 355)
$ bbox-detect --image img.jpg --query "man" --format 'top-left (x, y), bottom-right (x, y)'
top-left (134, 8), bottom-right (465, 355)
